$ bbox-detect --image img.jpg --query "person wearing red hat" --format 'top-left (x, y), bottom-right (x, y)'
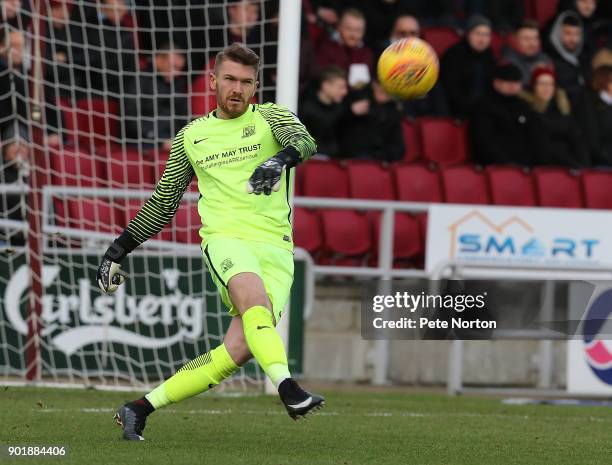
top-left (519, 66), bottom-right (589, 167)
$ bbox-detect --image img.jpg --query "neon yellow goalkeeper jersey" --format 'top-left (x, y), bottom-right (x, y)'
top-left (125, 103), bottom-right (317, 252)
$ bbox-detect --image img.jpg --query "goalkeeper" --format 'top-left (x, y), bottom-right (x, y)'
top-left (96, 43), bottom-right (324, 441)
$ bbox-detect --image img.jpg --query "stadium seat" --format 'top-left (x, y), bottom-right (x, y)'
top-left (73, 98), bottom-right (120, 149)
top-left (401, 118), bottom-right (422, 162)
top-left (173, 204), bottom-right (202, 244)
top-left (347, 161), bottom-right (395, 200)
top-left (394, 163), bottom-right (443, 203)
top-left (371, 212), bottom-right (422, 263)
top-left (486, 165), bottom-right (536, 206)
top-left (49, 147), bottom-right (106, 187)
top-left (419, 117), bottom-right (468, 166)
top-left (190, 74), bottom-right (217, 117)
top-left (320, 209), bottom-right (371, 265)
top-left (65, 198), bottom-right (124, 234)
top-left (527, 0), bottom-right (559, 27)
top-left (581, 170), bottom-right (612, 209)
top-left (293, 207), bottom-right (322, 255)
top-left (533, 167), bottom-right (583, 208)
top-left (107, 147), bottom-right (157, 188)
top-left (441, 165), bottom-right (490, 204)
top-left (301, 160), bottom-right (349, 198)
top-left (490, 32), bottom-right (508, 59)
top-left (421, 27), bottom-right (461, 57)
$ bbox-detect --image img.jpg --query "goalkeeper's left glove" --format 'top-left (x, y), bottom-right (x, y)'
top-left (247, 147), bottom-right (301, 195)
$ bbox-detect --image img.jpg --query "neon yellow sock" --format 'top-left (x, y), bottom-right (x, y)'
top-left (242, 305), bottom-right (291, 387)
top-left (145, 343), bottom-right (239, 409)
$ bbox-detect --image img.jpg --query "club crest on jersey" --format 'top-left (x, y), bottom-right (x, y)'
top-left (242, 125), bottom-right (256, 138)
top-left (220, 258), bottom-right (234, 273)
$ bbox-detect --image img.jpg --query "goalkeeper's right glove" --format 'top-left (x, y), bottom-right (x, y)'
top-left (97, 240), bottom-right (129, 294)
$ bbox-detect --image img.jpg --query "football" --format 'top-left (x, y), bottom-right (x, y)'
top-left (377, 37), bottom-right (439, 100)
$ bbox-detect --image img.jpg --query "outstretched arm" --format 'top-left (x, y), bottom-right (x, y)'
top-left (97, 125), bottom-right (195, 293)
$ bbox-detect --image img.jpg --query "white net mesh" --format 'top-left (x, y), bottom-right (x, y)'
top-left (0, 0), bottom-right (282, 391)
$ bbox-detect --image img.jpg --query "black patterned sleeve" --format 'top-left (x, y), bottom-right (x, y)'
top-left (258, 103), bottom-right (317, 161)
top-left (125, 125), bottom-right (195, 244)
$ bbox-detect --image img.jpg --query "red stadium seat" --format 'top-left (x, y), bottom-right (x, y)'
top-left (401, 118), bottom-right (422, 162)
top-left (301, 160), bottom-right (349, 198)
top-left (581, 170), bottom-right (612, 209)
top-left (347, 161), bottom-right (394, 200)
top-left (372, 212), bottom-right (422, 263)
top-left (64, 198), bottom-right (124, 234)
top-left (421, 27), bottom-right (461, 57)
top-left (293, 207), bottom-right (322, 254)
top-left (190, 74), bottom-right (217, 117)
top-left (419, 117), bottom-right (468, 166)
top-left (486, 165), bottom-right (536, 206)
top-left (72, 98), bottom-right (120, 149)
top-left (107, 147), bottom-right (157, 188)
top-left (527, 0), bottom-right (559, 27)
top-left (533, 167), bottom-right (583, 208)
top-left (490, 32), bottom-right (508, 59)
top-left (173, 204), bottom-right (202, 244)
top-left (49, 147), bottom-right (106, 187)
top-left (394, 163), bottom-right (443, 202)
top-left (320, 210), bottom-right (371, 265)
top-left (441, 165), bottom-right (490, 204)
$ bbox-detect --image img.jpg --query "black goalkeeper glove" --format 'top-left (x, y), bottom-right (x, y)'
top-left (96, 239), bottom-right (129, 294)
top-left (247, 147), bottom-right (301, 195)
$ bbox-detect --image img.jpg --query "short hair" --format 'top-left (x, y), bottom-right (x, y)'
top-left (215, 42), bottom-right (260, 77)
top-left (592, 65), bottom-right (612, 91)
top-left (319, 65), bottom-right (347, 85)
top-left (340, 8), bottom-right (365, 22)
top-left (516, 19), bottom-right (540, 33)
top-left (562, 15), bottom-right (581, 27)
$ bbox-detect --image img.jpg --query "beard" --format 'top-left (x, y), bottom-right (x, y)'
top-left (216, 90), bottom-right (249, 118)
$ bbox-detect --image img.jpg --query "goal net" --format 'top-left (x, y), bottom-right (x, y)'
top-left (0, 0), bottom-right (283, 391)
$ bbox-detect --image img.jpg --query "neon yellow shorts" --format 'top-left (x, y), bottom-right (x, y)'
top-left (201, 235), bottom-right (294, 324)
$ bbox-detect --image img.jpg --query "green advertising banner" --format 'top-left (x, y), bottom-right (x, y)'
top-left (0, 251), bottom-right (304, 384)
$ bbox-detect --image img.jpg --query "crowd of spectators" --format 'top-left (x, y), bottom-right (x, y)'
top-left (1, 0), bottom-right (612, 236)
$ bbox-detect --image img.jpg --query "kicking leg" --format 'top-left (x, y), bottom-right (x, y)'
top-left (228, 271), bottom-right (325, 419)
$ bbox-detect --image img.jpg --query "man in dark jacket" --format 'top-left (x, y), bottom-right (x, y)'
top-left (470, 63), bottom-right (545, 166)
top-left (122, 45), bottom-right (189, 150)
top-left (441, 15), bottom-right (497, 118)
top-left (502, 20), bottom-right (553, 86)
top-left (299, 66), bottom-right (348, 158)
top-left (546, 11), bottom-right (589, 106)
top-left (337, 80), bottom-right (404, 162)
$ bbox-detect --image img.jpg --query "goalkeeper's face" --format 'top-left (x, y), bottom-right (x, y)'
top-left (211, 59), bottom-right (258, 119)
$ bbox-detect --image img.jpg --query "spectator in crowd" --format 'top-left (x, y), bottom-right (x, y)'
top-left (464, 0), bottom-right (524, 34)
top-left (375, 14), bottom-right (420, 59)
top-left (546, 11), bottom-right (588, 106)
top-left (576, 65), bottom-right (612, 165)
top-left (591, 47), bottom-right (612, 71)
top-left (470, 63), bottom-right (544, 166)
top-left (0, 130), bottom-right (28, 245)
top-left (337, 80), bottom-right (404, 162)
top-left (316, 8), bottom-right (374, 85)
top-left (85, 0), bottom-right (139, 97)
top-left (399, 0), bottom-right (458, 27)
top-left (122, 44), bottom-right (189, 151)
top-left (209, 0), bottom-right (262, 53)
top-left (502, 20), bottom-right (553, 86)
top-left (1, 28), bottom-right (59, 147)
top-left (1, 0), bottom-right (31, 29)
top-left (441, 15), bottom-right (496, 118)
top-left (383, 15), bottom-right (449, 118)
top-left (519, 67), bottom-right (589, 167)
top-left (551, 0), bottom-right (600, 57)
top-left (299, 66), bottom-right (348, 158)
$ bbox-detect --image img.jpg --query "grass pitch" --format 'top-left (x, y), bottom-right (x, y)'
top-left (1, 385), bottom-right (610, 465)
